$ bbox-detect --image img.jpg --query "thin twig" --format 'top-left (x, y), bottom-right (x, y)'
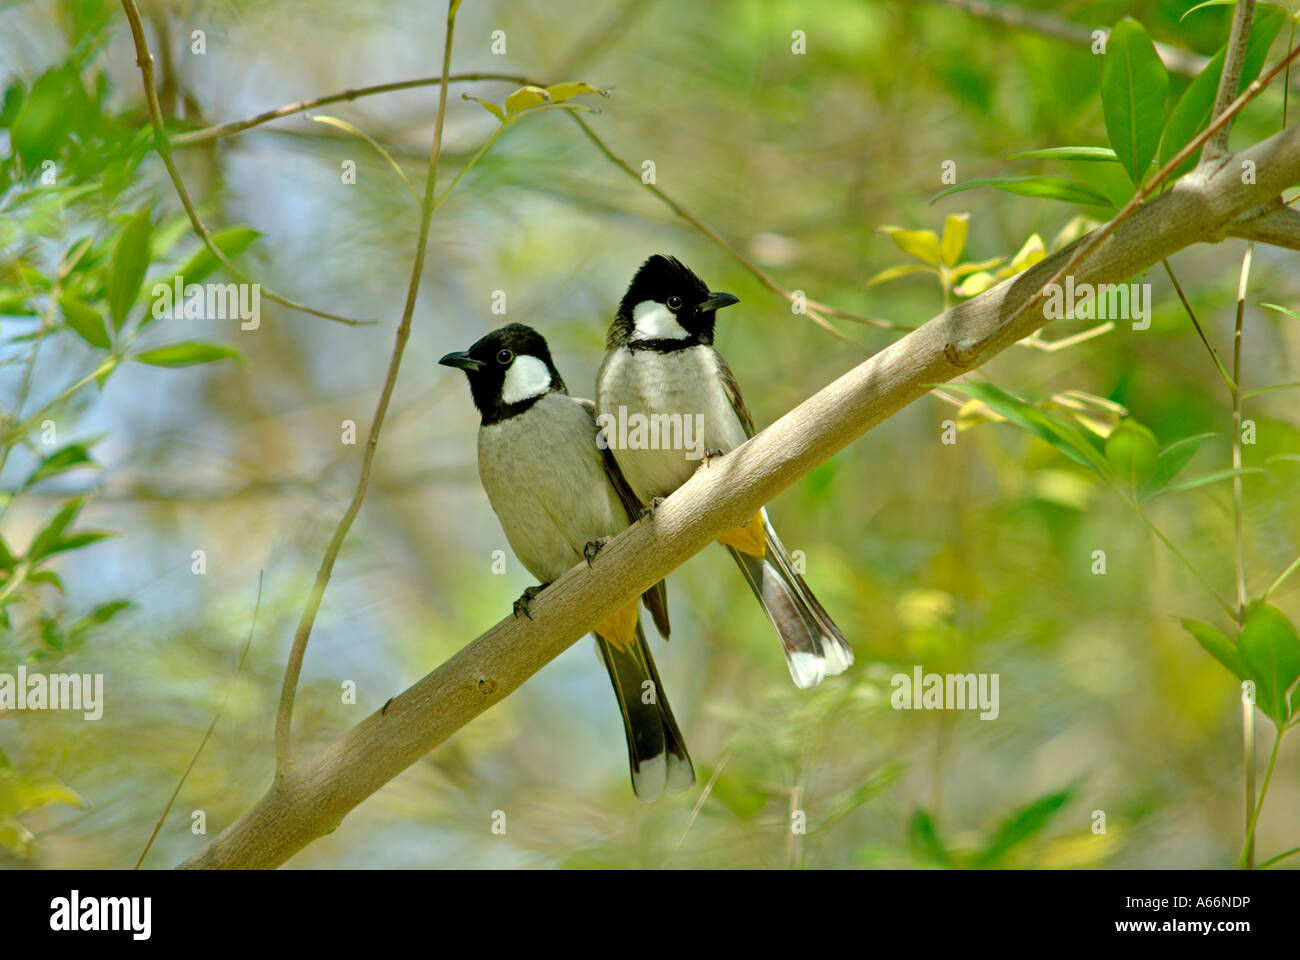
top-left (1265, 554), bottom-right (1300, 597)
top-left (1232, 243), bottom-right (1254, 621)
top-left (670, 751), bottom-right (730, 858)
top-left (135, 571), bottom-right (263, 869)
top-left (273, 0), bottom-right (462, 776)
top-left (1240, 722), bottom-right (1279, 868)
top-left (1019, 321), bottom-right (1114, 352)
top-left (119, 0), bottom-right (370, 326)
top-left (1259, 844), bottom-right (1300, 869)
top-left (1162, 258), bottom-right (1236, 391)
top-left (1242, 694), bottom-right (1257, 868)
top-left (170, 72), bottom-right (531, 146)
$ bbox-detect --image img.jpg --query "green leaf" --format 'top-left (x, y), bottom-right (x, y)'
top-left (1182, 617), bottom-right (1249, 680)
top-left (70, 600), bottom-right (134, 639)
top-left (310, 116), bottom-right (419, 206)
top-left (10, 68), bottom-right (72, 165)
top-left (164, 226), bottom-right (260, 289)
top-left (131, 342), bottom-right (241, 368)
top-left (932, 176), bottom-right (1113, 208)
top-left (878, 227), bottom-right (942, 265)
top-left (944, 381), bottom-right (1113, 478)
top-left (27, 498), bottom-right (84, 562)
top-left (107, 209), bottom-right (153, 330)
top-left (866, 263), bottom-right (936, 287)
top-left (907, 810), bottom-right (953, 866)
top-left (1144, 466), bottom-right (1264, 499)
top-left (505, 85), bottom-right (551, 116)
top-left (1143, 432), bottom-right (1215, 496)
top-left (545, 81), bottom-right (605, 103)
top-left (972, 788), bottom-right (1073, 867)
top-left (950, 256), bottom-right (1007, 279)
top-left (1259, 302), bottom-right (1300, 323)
top-left (1007, 146), bottom-right (1119, 162)
top-left (27, 569), bottom-right (64, 593)
top-left (1238, 601), bottom-right (1300, 727)
top-left (954, 271), bottom-right (999, 297)
top-left (461, 93), bottom-right (505, 122)
top-left (38, 531), bottom-right (112, 557)
top-left (1242, 382), bottom-right (1300, 399)
top-left (1105, 420), bottom-right (1159, 490)
top-left (26, 443), bottom-right (96, 487)
top-left (1159, 11), bottom-right (1282, 178)
top-left (940, 213), bottom-right (969, 267)
top-left (1102, 18), bottom-right (1169, 186)
top-left (57, 294), bottom-right (110, 349)
top-left (1181, 0), bottom-right (1291, 20)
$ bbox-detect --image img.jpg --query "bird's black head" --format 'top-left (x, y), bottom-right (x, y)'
top-left (610, 254), bottom-right (740, 350)
top-left (439, 323), bottom-right (567, 425)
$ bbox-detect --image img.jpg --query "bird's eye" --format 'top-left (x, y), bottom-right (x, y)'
top-left (666, 296), bottom-right (683, 310)
top-left (496, 349), bottom-right (514, 365)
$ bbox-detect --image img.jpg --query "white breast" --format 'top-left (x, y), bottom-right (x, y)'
top-left (597, 345), bottom-right (750, 503)
top-left (477, 393), bottom-right (627, 584)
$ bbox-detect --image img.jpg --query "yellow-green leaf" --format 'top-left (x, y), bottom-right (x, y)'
top-left (940, 213), bottom-right (969, 267)
top-left (866, 263), bottom-right (936, 287)
top-left (546, 81), bottom-right (605, 103)
top-left (505, 85), bottom-right (550, 116)
top-left (878, 226), bottom-right (942, 265)
top-left (1002, 234), bottom-right (1045, 276)
top-left (462, 93), bottom-right (505, 122)
top-left (954, 272), bottom-right (998, 297)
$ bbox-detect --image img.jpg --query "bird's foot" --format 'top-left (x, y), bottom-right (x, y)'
top-left (638, 497), bottom-right (666, 522)
top-left (513, 583), bottom-right (549, 621)
top-left (583, 537), bottom-right (612, 567)
top-left (702, 447), bottom-right (726, 468)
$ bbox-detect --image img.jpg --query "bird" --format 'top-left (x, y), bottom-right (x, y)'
top-left (596, 254), bottom-right (853, 690)
top-left (439, 322), bottom-right (694, 800)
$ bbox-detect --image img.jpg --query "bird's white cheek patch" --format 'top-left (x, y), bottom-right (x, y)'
top-left (500, 355), bottom-right (553, 404)
top-left (631, 300), bottom-right (689, 341)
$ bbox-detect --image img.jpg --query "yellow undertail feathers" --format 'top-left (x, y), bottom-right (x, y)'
top-left (594, 598), bottom-right (641, 652)
top-left (717, 511), bottom-right (766, 557)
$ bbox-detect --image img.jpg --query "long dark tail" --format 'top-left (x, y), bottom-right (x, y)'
top-left (595, 621), bottom-right (694, 801)
top-left (726, 509), bottom-right (853, 689)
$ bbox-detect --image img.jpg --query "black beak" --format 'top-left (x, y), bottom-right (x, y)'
top-left (697, 291), bottom-right (740, 314)
top-left (439, 351), bottom-right (485, 373)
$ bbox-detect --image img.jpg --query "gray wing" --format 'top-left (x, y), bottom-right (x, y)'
top-left (576, 397), bottom-right (672, 639)
top-left (715, 351), bottom-right (755, 439)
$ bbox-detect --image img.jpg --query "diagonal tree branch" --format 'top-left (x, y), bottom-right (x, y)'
top-left (178, 117), bottom-right (1300, 870)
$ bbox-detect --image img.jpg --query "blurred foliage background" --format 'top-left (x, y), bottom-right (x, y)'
top-left (1, 0), bottom-right (1298, 869)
